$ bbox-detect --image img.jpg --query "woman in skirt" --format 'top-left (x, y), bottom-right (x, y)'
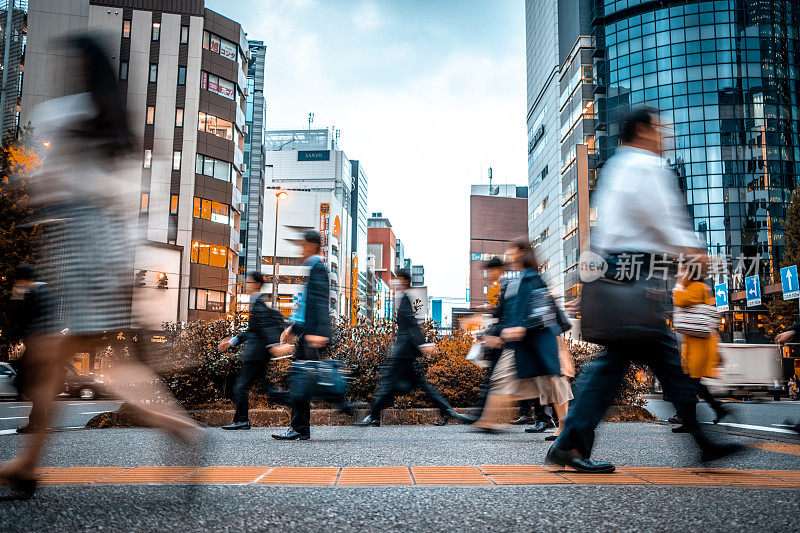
top-left (475, 237), bottom-right (574, 432)
top-left (0, 35), bottom-right (200, 496)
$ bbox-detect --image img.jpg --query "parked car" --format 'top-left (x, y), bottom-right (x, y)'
top-left (63, 363), bottom-right (106, 400)
top-left (0, 361), bottom-right (106, 401)
top-left (0, 362), bottom-right (21, 400)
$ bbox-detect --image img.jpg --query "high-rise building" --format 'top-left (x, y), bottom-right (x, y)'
top-left (469, 183), bottom-right (528, 308)
top-left (411, 264), bottom-right (424, 286)
top-left (0, 0), bottom-right (26, 137)
top-left (558, 0), bottom-right (595, 302)
top-left (241, 40), bottom-right (266, 277)
top-left (262, 128), bottom-right (354, 317)
top-left (525, 0), bottom-right (564, 300)
top-left (589, 0), bottom-right (799, 284)
top-left (22, 0), bottom-right (253, 322)
top-left (350, 160), bottom-right (369, 319)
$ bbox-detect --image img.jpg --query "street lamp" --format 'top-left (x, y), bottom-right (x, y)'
top-left (272, 190), bottom-right (289, 307)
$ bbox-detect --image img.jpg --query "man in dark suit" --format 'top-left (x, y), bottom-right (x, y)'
top-left (272, 230), bottom-right (334, 440)
top-left (355, 269), bottom-right (472, 427)
top-left (219, 271), bottom-right (290, 430)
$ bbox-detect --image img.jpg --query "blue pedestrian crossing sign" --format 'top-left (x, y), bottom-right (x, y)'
top-left (745, 275), bottom-right (761, 307)
top-left (714, 282), bottom-right (729, 312)
top-left (782, 265), bottom-right (799, 300)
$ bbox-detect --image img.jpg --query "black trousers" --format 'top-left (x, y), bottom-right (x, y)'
top-left (370, 358), bottom-right (452, 418)
top-left (556, 332), bottom-right (708, 458)
top-left (519, 398), bottom-right (558, 424)
top-left (289, 340), bottom-right (319, 437)
top-left (233, 360), bottom-right (268, 423)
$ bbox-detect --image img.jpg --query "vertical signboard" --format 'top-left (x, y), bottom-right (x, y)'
top-left (351, 256), bottom-right (359, 323)
top-left (714, 281), bottom-right (729, 312)
top-left (745, 275), bottom-right (761, 307)
top-left (319, 203), bottom-right (330, 265)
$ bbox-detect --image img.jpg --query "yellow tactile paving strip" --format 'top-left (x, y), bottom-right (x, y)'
top-left (19, 465), bottom-right (800, 488)
top-left (747, 442), bottom-right (800, 456)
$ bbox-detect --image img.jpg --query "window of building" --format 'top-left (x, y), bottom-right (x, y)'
top-left (172, 150), bottom-right (182, 171)
top-left (200, 71), bottom-right (235, 100)
top-left (149, 64), bottom-right (158, 83)
top-left (197, 111), bottom-right (233, 140)
top-left (192, 197), bottom-right (231, 225)
top-left (190, 241), bottom-right (230, 268)
top-left (151, 22), bottom-right (160, 41)
top-left (122, 19), bottom-right (130, 38)
top-left (143, 149), bottom-right (152, 168)
top-left (177, 66), bottom-right (186, 86)
top-left (146, 106), bottom-right (155, 125)
top-left (189, 288), bottom-right (228, 312)
top-left (139, 193), bottom-right (149, 213)
top-left (180, 25), bottom-right (189, 44)
top-left (483, 286), bottom-right (488, 295)
top-left (195, 154), bottom-right (232, 182)
top-left (170, 195), bottom-right (179, 215)
top-left (119, 61), bottom-right (128, 80)
top-left (202, 30), bottom-right (237, 62)
top-left (175, 108), bottom-right (184, 127)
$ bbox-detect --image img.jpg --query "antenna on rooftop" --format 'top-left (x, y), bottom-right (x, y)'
top-left (308, 112), bottom-right (315, 130)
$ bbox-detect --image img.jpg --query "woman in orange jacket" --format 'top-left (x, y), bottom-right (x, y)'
top-left (672, 266), bottom-right (729, 431)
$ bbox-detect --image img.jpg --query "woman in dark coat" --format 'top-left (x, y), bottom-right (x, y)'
top-left (474, 238), bottom-right (573, 432)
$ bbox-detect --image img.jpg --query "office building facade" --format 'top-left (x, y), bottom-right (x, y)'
top-left (469, 184), bottom-right (528, 308)
top-left (241, 40), bottom-right (266, 277)
top-left (526, 0), bottom-right (565, 300)
top-left (262, 128), bottom-right (354, 317)
top-left (590, 0), bottom-right (799, 284)
top-left (0, 0), bottom-right (26, 137)
top-left (350, 160), bottom-right (369, 320)
top-left (22, 0), bottom-right (252, 322)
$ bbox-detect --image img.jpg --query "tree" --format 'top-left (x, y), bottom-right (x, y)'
top-left (762, 185), bottom-right (800, 340)
top-left (0, 130), bottom-right (42, 357)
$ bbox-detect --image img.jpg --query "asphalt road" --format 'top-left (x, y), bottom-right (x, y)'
top-left (0, 424), bottom-right (798, 532)
top-left (0, 400), bottom-right (122, 434)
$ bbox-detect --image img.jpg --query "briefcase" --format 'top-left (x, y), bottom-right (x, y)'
top-left (581, 276), bottom-right (671, 344)
top-left (289, 359), bottom-right (348, 402)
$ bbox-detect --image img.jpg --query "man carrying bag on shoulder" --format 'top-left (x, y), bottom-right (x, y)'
top-left (546, 108), bottom-right (742, 473)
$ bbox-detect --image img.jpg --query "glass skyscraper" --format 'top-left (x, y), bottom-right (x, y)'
top-left (592, 0), bottom-right (799, 281)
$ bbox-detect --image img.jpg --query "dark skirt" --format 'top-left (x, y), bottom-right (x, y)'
top-left (512, 328), bottom-right (561, 379)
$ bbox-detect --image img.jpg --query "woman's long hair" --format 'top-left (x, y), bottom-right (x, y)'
top-left (68, 34), bottom-right (135, 159)
top-left (510, 237), bottom-right (539, 270)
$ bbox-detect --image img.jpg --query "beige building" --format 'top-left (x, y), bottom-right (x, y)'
top-left (22, 0), bottom-right (252, 322)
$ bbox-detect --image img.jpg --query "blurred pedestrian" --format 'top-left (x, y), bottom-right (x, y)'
top-left (474, 257), bottom-right (507, 417)
top-left (473, 238), bottom-right (573, 432)
top-left (219, 272), bottom-right (292, 430)
top-left (6, 265), bottom-right (58, 434)
top-left (0, 35), bottom-right (200, 497)
top-left (547, 107), bottom-right (741, 473)
top-left (671, 263), bottom-right (729, 431)
top-left (273, 230), bottom-right (352, 440)
top-left (355, 269), bottom-right (473, 427)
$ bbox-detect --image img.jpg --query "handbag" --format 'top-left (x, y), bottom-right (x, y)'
top-left (673, 303), bottom-right (719, 338)
top-left (289, 359), bottom-right (348, 402)
top-left (526, 288), bottom-right (560, 331)
top-left (581, 275), bottom-right (671, 344)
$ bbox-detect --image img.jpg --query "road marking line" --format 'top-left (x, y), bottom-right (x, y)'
top-left (0, 429), bottom-right (19, 435)
top-left (0, 416), bottom-right (28, 420)
top-left (714, 422), bottom-right (797, 434)
top-left (79, 411), bottom-right (108, 416)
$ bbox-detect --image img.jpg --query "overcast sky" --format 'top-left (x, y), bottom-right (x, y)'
top-left (207, 0), bottom-right (528, 298)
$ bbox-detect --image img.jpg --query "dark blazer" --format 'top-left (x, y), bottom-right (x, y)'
top-left (393, 292), bottom-right (426, 360)
top-left (502, 269), bottom-right (560, 379)
top-left (291, 256), bottom-right (332, 340)
top-left (7, 282), bottom-right (58, 342)
top-left (235, 295), bottom-right (286, 362)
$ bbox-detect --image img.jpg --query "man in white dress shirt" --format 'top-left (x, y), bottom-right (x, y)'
top-left (547, 108), bottom-right (742, 473)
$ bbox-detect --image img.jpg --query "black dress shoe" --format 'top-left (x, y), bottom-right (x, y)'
top-left (354, 414), bottom-right (380, 427)
top-left (338, 403), bottom-right (356, 417)
top-left (524, 421), bottom-right (549, 433)
top-left (545, 444), bottom-right (615, 473)
top-left (221, 421), bottom-right (251, 430)
top-left (446, 409), bottom-right (477, 424)
top-left (510, 415), bottom-right (533, 425)
top-left (15, 424), bottom-right (40, 434)
top-left (271, 430), bottom-right (310, 440)
top-left (700, 442), bottom-right (743, 463)
top-left (671, 424), bottom-right (691, 433)
top-left (544, 434), bottom-right (558, 441)
top-left (668, 414), bottom-right (683, 424)
top-left (712, 404), bottom-right (730, 424)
